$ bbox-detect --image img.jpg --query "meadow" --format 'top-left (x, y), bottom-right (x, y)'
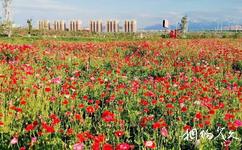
top-left (0, 37), bottom-right (241, 150)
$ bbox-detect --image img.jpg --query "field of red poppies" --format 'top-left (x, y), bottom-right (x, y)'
top-left (0, 38), bottom-right (241, 150)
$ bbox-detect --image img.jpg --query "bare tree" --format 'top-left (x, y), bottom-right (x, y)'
top-left (2, 0), bottom-right (12, 37)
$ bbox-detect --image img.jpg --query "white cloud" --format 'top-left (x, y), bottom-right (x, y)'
top-left (11, 0), bottom-right (81, 27)
top-left (13, 0), bottom-right (77, 12)
top-left (186, 9), bottom-right (242, 23)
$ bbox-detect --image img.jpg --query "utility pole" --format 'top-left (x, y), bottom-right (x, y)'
top-left (2, 0), bottom-right (12, 37)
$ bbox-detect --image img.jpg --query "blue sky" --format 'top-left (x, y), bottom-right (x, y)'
top-left (11, 0), bottom-right (242, 28)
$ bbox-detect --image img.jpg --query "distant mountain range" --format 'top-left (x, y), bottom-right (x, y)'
top-left (144, 21), bottom-right (242, 31)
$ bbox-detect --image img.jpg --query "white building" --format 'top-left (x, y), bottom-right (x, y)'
top-left (70, 20), bottom-right (81, 31)
top-left (107, 20), bottom-right (119, 32)
top-left (53, 20), bottom-right (66, 31)
top-left (90, 20), bottom-right (103, 32)
top-left (124, 20), bottom-right (137, 33)
top-left (38, 20), bottom-right (50, 30)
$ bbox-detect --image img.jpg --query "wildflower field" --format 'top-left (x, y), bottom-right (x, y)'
top-left (0, 38), bottom-right (241, 150)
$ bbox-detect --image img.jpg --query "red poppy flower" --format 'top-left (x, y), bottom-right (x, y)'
top-left (140, 99), bottom-right (149, 106)
top-left (45, 87), bottom-right (51, 92)
top-left (20, 100), bottom-right (27, 105)
top-left (166, 103), bottom-right (174, 109)
top-left (152, 122), bottom-right (161, 129)
top-left (92, 141), bottom-right (100, 150)
top-left (25, 124), bottom-right (34, 132)
top-left (86, 106), bottom-right (95, 114)
top-left (209, 109), bottom-right (215, 115)
top-left (83, 95), bottom-right (88, 100)
top-left (42, 123), bottom-right (55, 133)
top-left (181, 107), bottom-right (187, 112)
top-left (227, 122), bottom-right (236, 131)
top-left (67, 128), bottom-right (73, 135)
top-left (78, 104), bottom-right (84, 108)
top-left (103, 143), bottom-right (113, 150)
top-left (197, 123), bottom-right (204, 128)
top-left (116, 143), bottom-right (130, 150)
top-left (94, 134), bottom-right (105, 143)
top-left (77, 133), bottom-right (86, 143)
top-left (204, 120), bottom-right (211, 126)
top-left (183, 125), bottom-right (192, 131)
top-left (20, 147), bottom-right (26, 150)
top-left (75, 114), bottom-right (82, 120)
top-left (62, 99), bottom-right (69, 105)
top-left (101, 110), bottom-right (115, 123)
top-left (224, 113), bottom-right (235, 121)
top-left (15, 107), bottom-right (23, 113)
top-left (195, 112), bottom-right (202, 120)
top-left (139, 117), bottom-right (148, 127)
top-left (114, 130), bottom-right (125, 137)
